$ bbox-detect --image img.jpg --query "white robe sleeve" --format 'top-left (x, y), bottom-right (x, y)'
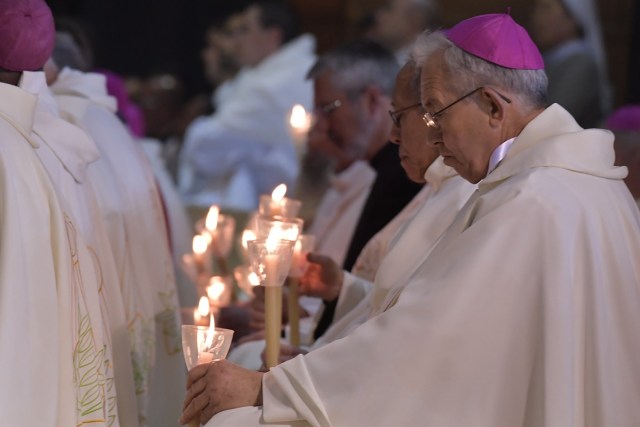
top-left (258, 175), bottom-right (640, 427)
top-left (0, 132), bottom-right (71, 426)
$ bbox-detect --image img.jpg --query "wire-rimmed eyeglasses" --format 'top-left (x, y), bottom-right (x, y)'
top-left (315, 99), bottom-right (342, 116)
top-left (389, 102), bottom-right (422, 128)
top-left (422, 87), bottom-right (512, 129)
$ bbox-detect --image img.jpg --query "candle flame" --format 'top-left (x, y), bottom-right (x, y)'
top-left (198, 296), bottom-right (210, 317)
top-left (193, 235), bottom-right (208, 255)
top-left (266, 232), bottom-right (279, 253)
top-left (248, 272), bottom-right (260, 287)
top-left (290, 104), bottom-right (309, 129)
top-left (271, 184), bottom-right (287, 202)
top-left (242, 229), bottom-right (257, 249)
top-left (204, 314), bottom-right (216, 349)
top-left (207, 277), bottom-right (226, 301)
top-left (205, 205), bottom-right (220, 231)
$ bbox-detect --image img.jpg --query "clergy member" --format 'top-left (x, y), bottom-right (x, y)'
top-left (180, 13), bottom-right (640, 427)
top-left (46, 33), bottom-right (185, 425)
top-left (231, 59), bottom-right (477, 370)
top-left (0, 0), bottom-right (120, 425)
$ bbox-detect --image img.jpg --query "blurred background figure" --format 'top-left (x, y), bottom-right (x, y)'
top-left (201, 12), bottom-right (243, 111)
top-left (606, 104), bottom-right (640, 206)
top-left (177, 0), bottom-right (316, 213)
top-left (529, 0), bottom-right (613, 127)
top-left (368, 0), bottom-right (442, 63)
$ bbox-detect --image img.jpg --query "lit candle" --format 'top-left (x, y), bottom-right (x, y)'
top-left (258, 184), bottom-right (302, 219)
top-left (196, 314), bottom-right (217, 364)
top-left (192, 234), bottom-right (210, 276)
top-left (206, 276), bottom-right (228, 313)
top-left (193, 296), bottom-right (210, 326)
top-left (205, 205), bottom-right (219, 232)
top-left (289, 104), bottom-right (311, 154)
top-left (264, 236), bottom-right (283, 369)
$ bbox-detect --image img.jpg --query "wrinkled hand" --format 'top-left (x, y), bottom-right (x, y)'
top-left (299, 253), bottom-right (343, 301)
top-left (180, 360), bottom-right (264, 426)
top-left (261, 342), bottom-right (307, 366)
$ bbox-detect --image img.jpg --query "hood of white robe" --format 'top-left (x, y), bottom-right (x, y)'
top-left (482, 103), bottom-right (626, 189)
top-left (51, 67), bottom-right (117, 112)
top-left (19, 71), bottom-right (100, 183)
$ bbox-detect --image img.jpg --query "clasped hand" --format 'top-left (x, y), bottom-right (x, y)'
top-left (180, 360), bottom-right (264, 425)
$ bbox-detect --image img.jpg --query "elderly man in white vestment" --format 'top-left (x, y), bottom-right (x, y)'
top-left (45, 32), bottom-right (184, 426)
top-left (230, 59), bottom-right (477, 369)
top-left (177, 1), bottom-right (316, 211)
top-left (229, 40), bottom-right (423, 361)
top-left (181, 12), bottom-right (640, 427)
top-left (0, 0), bottom-right (123, 425)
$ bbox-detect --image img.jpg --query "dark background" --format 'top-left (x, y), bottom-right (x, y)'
top-left (46, 0), bottom-right (639, 106)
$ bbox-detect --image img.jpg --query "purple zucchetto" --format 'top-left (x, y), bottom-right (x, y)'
top-left (606, 105), bottom-right (640, 133)
top-left (444, 13), bottom-right (544, 70)
top-left (0, 0), bottom-right (55, 72)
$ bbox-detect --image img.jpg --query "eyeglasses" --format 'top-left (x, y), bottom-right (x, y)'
top-left (422, 87), bottom-right (512, 129)
top-left (389, 102), bottom-right (422, 128)
top-left (315, 99), bottom-right (342, 116)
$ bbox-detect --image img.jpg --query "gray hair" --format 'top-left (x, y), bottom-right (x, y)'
top-left (52, 32), bottom-right (89, 71)
top-left (307, 39), bottom-right (399, 99)
top-left (410, 31), bottom-right (548, 109)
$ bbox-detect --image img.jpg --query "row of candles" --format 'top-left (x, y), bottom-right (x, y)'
top-left (182, 183), bottom-right (315, 369)
top-left (180, 105), bottom-right (313, 427)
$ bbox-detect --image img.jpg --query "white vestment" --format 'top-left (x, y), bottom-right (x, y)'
top-left (50, 68), bottom-right (184, 427)
top-left (0, 83), bottom-right (119, 425)
top-left (140, 136), bottom-right (197, 308)
top-left (207, 104), bottom-right (640, 426)
top-left (227, 159), bottom-right (475, 370)
top-left (316, 158), bottom-right (476, 346)
top-left (307, 161), bottom-right (376, 269)
top-left (178, 35), bottom-right (316, 211)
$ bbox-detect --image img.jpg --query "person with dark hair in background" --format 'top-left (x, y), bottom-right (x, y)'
top-left (529, 0), bottom-right (613, 127)
top-left (368, 0), bottom-right (442, 63)
top-left (177, 1), bottom-right (316, 212)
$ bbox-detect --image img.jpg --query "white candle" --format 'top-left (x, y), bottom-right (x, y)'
top-left (289, 104), bottom-right (311, 152)
top-left (264, 236), bottom-right (283, 368)
top-left (205, 205), bottom-right (220, 232)
top-left (264, 285), bottom-right (282, 368)
top-left (206, 276), bottom-right (228, 312)
top-left (193, 296), bottom-right (210, 326)
top-left (192, 234), bottom-right (209, 274)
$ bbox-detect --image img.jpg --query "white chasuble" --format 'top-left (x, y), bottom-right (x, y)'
top-left (20, 71), bottom-right (124, 426)
top-left (0, 83), bottom-right (117, 425)
top-left (316, 159), bottom-right (476, 347)
top-left (209, 104), bottom-right (640, 426)
top-left (51, 68), bottom-right (184, 427)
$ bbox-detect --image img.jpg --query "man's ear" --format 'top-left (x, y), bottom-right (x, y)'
top-left (360, 84), bottom-right (384, 116)
top-left (482, 87), bottom-right (508, 127)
